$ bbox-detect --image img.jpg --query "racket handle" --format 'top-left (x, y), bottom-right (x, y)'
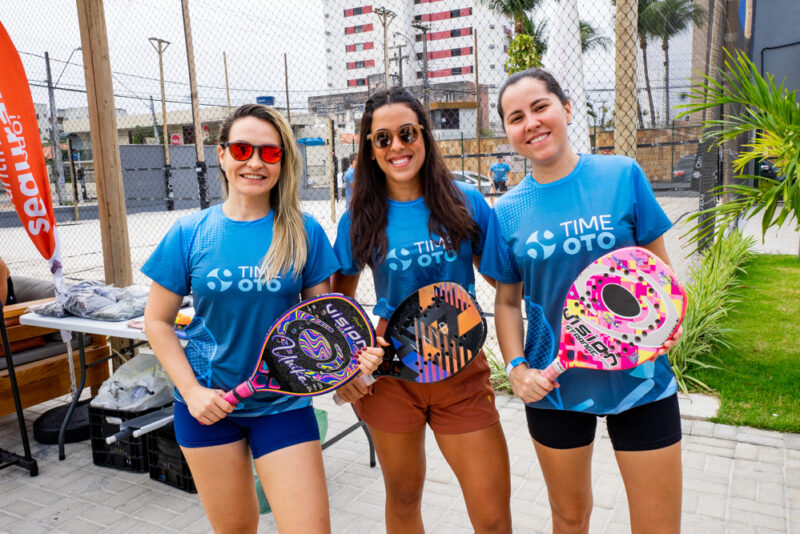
top-left (332, 374), bottom-right (377, 406)
top-left (222, 382), bottom-right (255, 406)
top-left (539, 360), bottom-right (565, 383)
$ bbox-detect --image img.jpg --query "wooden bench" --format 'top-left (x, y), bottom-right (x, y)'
top-left (0, 299), bottom-right (111, 418)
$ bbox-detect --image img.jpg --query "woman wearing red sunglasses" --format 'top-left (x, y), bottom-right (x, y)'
top-left (332, 88), bottom-right (512, 533)
top-left (143, 104), bottom-right (380, 533)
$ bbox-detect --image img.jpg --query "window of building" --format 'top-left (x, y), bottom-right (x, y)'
top-left (347, 78), bottom-right (368, 87)
top-left (346, 41), bottom-right (376, 53)
top-left (344, 5), bottom-right (373, 17)
top-left (431, 108), bottom-right (459, 130)
top-left (417, 27), bottom-right (472, 41)
top-left (347, 59), bottom-right (376, 70)
top-left (413, 7), bottom-right (471, 23)
top-left (345, 23), bottom-right (373, 35)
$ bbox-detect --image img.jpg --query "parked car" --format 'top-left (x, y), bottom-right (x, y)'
top-left (758, 159), bottom-right (788, 182)
top-left (450, 170), bottom-right (491, 193)
top-left (672, 155), bottom-right (697, 181)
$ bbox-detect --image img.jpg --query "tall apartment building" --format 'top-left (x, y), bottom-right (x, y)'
top-left (320, 1), bottom-right (511, 131)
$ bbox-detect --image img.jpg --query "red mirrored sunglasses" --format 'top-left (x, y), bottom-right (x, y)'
top-left (223, 142), bottom-right (284, 164)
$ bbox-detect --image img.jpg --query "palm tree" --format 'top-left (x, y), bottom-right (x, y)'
top-left (613, 0), bottom-right (660, 128)
top-left (676, 49), bottom-right (799, 255)
top-left (479, 0), bottom-right (546, 34)
top-left (579, 20), bottom-right (611, 53)
top-left (521, 15), bottom-right (548, 56)
top-left (649, 0), bottom-right (706, 123)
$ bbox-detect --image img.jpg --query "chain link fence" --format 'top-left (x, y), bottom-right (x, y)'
top-left (2, 0), bottom-right (741, 362)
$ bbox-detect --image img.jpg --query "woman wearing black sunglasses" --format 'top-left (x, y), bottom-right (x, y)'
top-left (143, 104), bottom-right (380, 533)
top-left (332, 88), bottom-right (512, 533)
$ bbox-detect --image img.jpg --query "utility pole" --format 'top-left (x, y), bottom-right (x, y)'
top-left (390, 43), bottom-right (407, 86)
top-left (374, 7), bottom-right (397, 90)
top-left (75, 0), bottom-right (133, 304)
top-left (148, 95), bottom-right (159, 143)
top-left (473, 29), bottom-right (482, 191)
top-left (181, 0), bottom-right (209, 209)
top-left (223, 51), bottom-right (231, 114)
top-left (45, 52), bottom-right (67, 205)
top-left (284, 53), bottom-right (291, 122)
top-left (148, 36), bottom-right (173, 210)
top-left (411, 23), bottom-right (430, 111)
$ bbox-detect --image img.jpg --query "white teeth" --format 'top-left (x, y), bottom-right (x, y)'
top-left (241, 174), bottom-right (265, 180)
top-left (390, 156), bottom-right (410, 166)
top-left (530, 133), bottom-right (549, 144)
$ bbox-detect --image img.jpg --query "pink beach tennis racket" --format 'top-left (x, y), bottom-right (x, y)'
top-left (540, 247), bottom-right (687, 383)
top-left (221, 294), bottom-right (375, 405)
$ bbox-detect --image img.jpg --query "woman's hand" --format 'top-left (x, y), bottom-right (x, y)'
top-left (655, 325), bottom-right (683, 357)
top-left (184, 384), bottom-right (235, 425)
top-left (336, 337), bottom-right (389, 404)
top-left (508, 365), bottom-right (558, 404)
top-left (357, 336), bottom-right (388, 376)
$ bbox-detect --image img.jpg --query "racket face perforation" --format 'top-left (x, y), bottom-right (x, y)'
top-left (556, 247), bottom-right (687, 373)
top-left (245, 294), bottom-right (374, 396)
top-left (380, 282), bottom-right (486, 383)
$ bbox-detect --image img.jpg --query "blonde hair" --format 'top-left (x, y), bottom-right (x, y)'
top-left (218, 104), bottom-right (307, 281)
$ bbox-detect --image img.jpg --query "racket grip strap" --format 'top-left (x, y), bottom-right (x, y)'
top-left (332, 374), bottom-right (377, 406)
top-left (222, 382), bottom-right (255, 406)
top-left (540, 360), bottom-right (564, 383)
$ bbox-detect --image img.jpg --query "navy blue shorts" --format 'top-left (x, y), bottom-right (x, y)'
top-left (526, 394), bottom-right (682, 451)
top-left (173, 402), bottom-right (320, 459)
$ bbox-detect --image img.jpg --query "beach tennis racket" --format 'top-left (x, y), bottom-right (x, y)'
top-left (334, 281), bottom-right (486, 405)
top-left (540, 246), bottom-right (687, 383)
top-left (221, 294), bottom-right (375, 405)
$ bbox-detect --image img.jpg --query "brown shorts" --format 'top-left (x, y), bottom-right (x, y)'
top-left (354, 319), bottom-right (499, 434)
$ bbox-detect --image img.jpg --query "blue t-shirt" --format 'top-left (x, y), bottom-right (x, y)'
top-left (479, 154), bottom-right (675, 415)
top-left (142, 204), bottom-right (339, 417)
top-left (490, 162), bottom-right (511, 183)
top-left (343, 167), bottom-right (355, 204)
top-left (335, 182), bottom-right (490, 319)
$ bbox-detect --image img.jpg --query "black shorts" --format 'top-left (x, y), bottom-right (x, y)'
top-left (493, 180), bottom-right (508, 192)
top-left (525, 394), bottom-right (682, 451)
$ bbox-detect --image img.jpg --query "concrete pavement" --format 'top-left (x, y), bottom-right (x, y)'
top-left (1, 390), bottom-right (799, 533)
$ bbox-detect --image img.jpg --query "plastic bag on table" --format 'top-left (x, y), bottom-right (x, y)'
top-left (90, 352), bottom-right (174, 411)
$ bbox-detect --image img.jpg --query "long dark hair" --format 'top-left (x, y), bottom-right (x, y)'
top-left (349, 88), bottom-right (479, 268)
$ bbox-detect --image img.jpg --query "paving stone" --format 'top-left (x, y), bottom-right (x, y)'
top-left (713, 424), bottom-right (739, 441)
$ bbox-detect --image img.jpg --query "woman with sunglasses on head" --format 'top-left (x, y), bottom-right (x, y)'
top-left (480, 68), bottom-right (683, 534)
top-left (332, 88), bottom-right (512, 534)
top-left (143, 104), bottom-right (380, 534)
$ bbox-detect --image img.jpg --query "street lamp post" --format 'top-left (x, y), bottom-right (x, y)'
top-left (148, 37), bottom-right (174, 211)
top-left (411, 23), bottom-right (430, 111)
top-left (374, 7), bottom-right (397, 90)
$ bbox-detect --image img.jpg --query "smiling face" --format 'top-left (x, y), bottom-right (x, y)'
top-left (369, 103), bottom-right (426, 197)
top-left (217, 116), bottom-right (282, 205)
top-left (501, 77), bottom-right (574, 171)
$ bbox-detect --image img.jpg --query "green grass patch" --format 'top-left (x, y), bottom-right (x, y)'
top-left (694, 254), bottom-right (800, 432)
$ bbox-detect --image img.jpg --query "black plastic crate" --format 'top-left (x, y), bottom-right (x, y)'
top-left (146, 423), bottom-right (197, 493)
top-left (88, 405), bottom-right (164, 472)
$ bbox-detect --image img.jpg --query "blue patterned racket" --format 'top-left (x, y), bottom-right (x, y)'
top-left (221, 294), bottom-right (375, 405)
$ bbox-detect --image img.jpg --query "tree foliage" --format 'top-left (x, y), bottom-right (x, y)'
top-left (676, 49), bottom-right (800, 251)
top-left (504, 33), bottom-right (543, 74)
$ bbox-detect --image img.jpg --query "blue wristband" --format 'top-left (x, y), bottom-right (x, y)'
top-left (505, 357), bottom-right (528, 377)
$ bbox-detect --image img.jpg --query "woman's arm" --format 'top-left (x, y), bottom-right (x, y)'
top-left (0, 257), bottom-right (9, 304)
top-left (144, 282), bottom-right (233, 424)
top-left (640, 235), bottom-right (683, 355)
top-left (329, 271), bottom-right (387, 403)
top-left (495, 281), bottom-right (555, 403)
top-left (473, 256), bottom-right (496, 288)
top-left (641, 235), bottom-right (673, 270)
top-left (331, 272), bottom-right (360, 298)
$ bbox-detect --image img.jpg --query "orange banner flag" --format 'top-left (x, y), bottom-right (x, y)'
top-left (0, 21), bottom-right (62, 272)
